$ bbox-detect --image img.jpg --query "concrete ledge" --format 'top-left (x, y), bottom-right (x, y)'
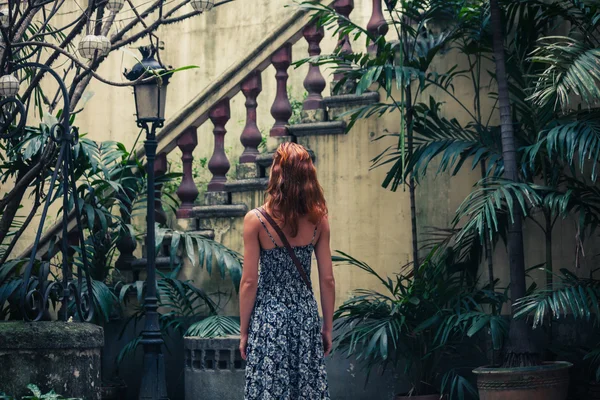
top-left (224, 178), bottom-right (269, 193)
top-left (255, 149), bottom-right (316, 168)
top-left (288, 121), bottom-right (347, 137)
top-left (323, 92), bottom-right (380, 108)
top-left (144, 230), bottom-right (215, 242)
top-left (191, 204), bottom-right (248, 219)
top-left (0, 322), bottom-right (103, 349)
top-left (131, 256), bottom-right (182, 270)
top-left (185, 336), bottom-right (245, 400)
top-left (163, 230), bottom-right (215, 240)
top-left (0, 322), bottom-right (103, 399)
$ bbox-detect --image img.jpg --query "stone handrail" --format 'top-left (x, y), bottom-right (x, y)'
top-left (136, 1), bottom-right (332, 158)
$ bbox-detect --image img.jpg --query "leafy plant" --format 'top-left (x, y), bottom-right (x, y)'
top-left (288, 89), bottom-right (308, 125)
top-left (0, 384), bottom-right (81, 400)
top-left (332, 247), bottom-right (505, 399)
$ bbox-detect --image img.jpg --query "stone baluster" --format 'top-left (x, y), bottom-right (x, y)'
top-left (302, 23), bottom-right (326, 122)
top-left (176, 127), bottom-right (199, 218)
top-left (239, 72), bottom-right (262, 163)
top-left (334, 0), bottom-right (354, 54)
top-left (206, 99), bottom-right (231, 204)
top-left (332, 0), bottom-right (356, 94)
top-left (367, 0), bottom-right (388, 56)
top-left (154, 152), bottom-right (168, 225)
top-left (270, 43), bottom-right (292, 137)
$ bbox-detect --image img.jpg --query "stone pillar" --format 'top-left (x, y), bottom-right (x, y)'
top-left (176, 127), bottom-right (199, 218)
top-left (367, 0), bottom-right (388, 56)
top-left (238, 72), bottom-right (263, 180)
top-left (0, 322), bottom-right (103, 399)
top-left (302, 23), bottom-right (326, 122)
top-left (239, 71), bottom-right (262, 164)
top-left (332, 0), bottom-right (355, 94)
top-left (206, 99), bottom-right (231, 205)
top-left (270, 43), bottom-right (293, 138)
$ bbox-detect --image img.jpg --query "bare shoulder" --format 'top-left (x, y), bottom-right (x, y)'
top-left (243, 210), bottom-right (260, 231)
top-left (319, 214), bottom-right (330, 232)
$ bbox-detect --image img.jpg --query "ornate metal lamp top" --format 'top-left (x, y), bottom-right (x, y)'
top-left (124, 46), bottom-right (173, 85)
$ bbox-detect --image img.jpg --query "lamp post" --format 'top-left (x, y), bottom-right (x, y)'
top-left (125, 45), bottom-right (172, 400)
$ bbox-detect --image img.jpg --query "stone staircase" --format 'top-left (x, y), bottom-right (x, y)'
top-left (183, 92), bottom-right (378, 234)
top-left (19, 0), bottom-right (389, 281)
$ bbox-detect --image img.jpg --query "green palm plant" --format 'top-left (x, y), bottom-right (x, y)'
top-left (332, 246), bottom-right (506, 399)
top-left (116, 265), bottom-right (241, 365)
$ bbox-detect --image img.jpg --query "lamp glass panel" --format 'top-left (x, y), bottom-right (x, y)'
top-left (134, 83), bottom-right (167, 121)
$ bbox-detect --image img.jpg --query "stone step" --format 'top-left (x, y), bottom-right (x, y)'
top-left (131, 256), bottom-right (182, 270)
top-left (287, 121), bottom-right (347, 137)
top-left (323, 92), bottom-right (380, 121)
top-left (224, 177), bottom-right (269, 193)
top-left (160, 229), bottom-right (215, 240)
top-left (254, 148), bottom-right (316, 168)
top-left (191, 204), bottom-right (248, 219)
top-left (323, 92), bottom-right (380, 109)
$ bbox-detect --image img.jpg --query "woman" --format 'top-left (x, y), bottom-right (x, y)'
top-left (239, 142), bottom-right (335, 399)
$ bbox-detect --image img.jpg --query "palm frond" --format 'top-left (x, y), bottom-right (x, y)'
top-left (185, 315), bottom-right (241, 338)
top-left (453, 178), bottom-right (542, 243)
top-left (155, 225), bottom-right (243, 291)
top-left (529, 36), bottom-right (600, 110)
top-left (514, 268), bottom-right (600, 328)
top-left (528, 111), bottom-right (600, 181)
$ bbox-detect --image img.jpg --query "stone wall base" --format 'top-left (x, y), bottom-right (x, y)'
top-left (0, 322), bottom-right (103, 400)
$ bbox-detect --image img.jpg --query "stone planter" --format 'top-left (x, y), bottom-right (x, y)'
top-left (473, 362), bottom-right (572, 400)
top-left (184, 335), bottom-right (245, 400)
top-left (0, 322), bottom-right (103, 400)
top-left (100, 380), bottom-right (127, 400)
top-left (588, 380), bottom-right (600, 399)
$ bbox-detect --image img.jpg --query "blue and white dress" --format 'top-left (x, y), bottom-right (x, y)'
top-left (244, 210), bottom-right (330, 399)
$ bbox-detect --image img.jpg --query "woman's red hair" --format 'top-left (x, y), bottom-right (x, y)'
top-left (265, 142), bottom-right (327, 237)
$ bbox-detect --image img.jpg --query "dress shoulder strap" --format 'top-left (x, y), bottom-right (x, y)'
top-left (257, 207), bottom-right (312, 291)
top-left (253, 209), bottom-right (278, 246)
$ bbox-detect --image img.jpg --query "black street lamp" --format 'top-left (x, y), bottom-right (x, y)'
top-left (124, 45), bottom-right (172, 400)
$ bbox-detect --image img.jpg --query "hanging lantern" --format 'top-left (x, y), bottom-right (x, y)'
top-left (98, 35), bottom-right (111, 56)
top-left (0, 75), bottom-right (20, 97)
top-left (0, 8), bottom-right (9, 29)
top-left (106, 0), bottom-right (125, 13)
top-left (78, 35), bottom-right (107, 59)
top-left (190, 0), bottom-right (215, 12)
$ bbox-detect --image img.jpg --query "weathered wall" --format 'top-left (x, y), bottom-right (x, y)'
top-left (0, 322), bottom-right (103, 399)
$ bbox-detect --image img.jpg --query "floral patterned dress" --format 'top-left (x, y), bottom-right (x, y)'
top-left (244, 210), bottom-right (330, 400)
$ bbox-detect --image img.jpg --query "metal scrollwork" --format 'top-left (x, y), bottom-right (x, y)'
top-left (0, 62), bottom-right (95, 322)
top-left (0, 96), bottom-right (26, 139)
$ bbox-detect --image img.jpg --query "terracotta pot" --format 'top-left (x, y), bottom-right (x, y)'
top-left (394, 395), bottom-right (445, 400)
top-left (473, 361), bottom-right (572, 400)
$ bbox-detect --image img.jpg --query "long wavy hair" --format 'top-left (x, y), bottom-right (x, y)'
top-left (265, 142), bottom-right (327, 237)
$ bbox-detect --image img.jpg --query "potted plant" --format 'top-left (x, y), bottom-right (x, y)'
top-left (332, 245), bottom-right (505, 399)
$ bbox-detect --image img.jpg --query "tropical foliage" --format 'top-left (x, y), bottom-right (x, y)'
top-left (332, 247), bottom-right (505, 398)
top-left (299, 0), bottom-right (600, 379)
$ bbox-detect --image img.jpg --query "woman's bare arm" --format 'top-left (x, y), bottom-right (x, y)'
top-left (314, 216), bottom-right (335, 354)
top-left (239, 211), bottom-right (261, 359)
